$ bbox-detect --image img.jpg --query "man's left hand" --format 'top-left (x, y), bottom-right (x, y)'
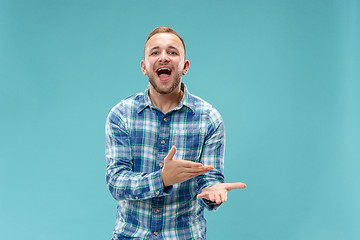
top-left (197, 182), bottom-right (246, 204)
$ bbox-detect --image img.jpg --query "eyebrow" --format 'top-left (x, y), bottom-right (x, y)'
top-left (149, 46), bottom-right (179, 51)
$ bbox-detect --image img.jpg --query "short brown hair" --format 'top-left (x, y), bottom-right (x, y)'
top-left (145, 27), bottom-right (186, 54)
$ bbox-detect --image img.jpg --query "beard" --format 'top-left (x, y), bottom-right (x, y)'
top-left (148, 72), bottom-right (182, 95)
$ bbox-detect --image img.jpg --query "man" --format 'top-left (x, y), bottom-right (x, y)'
top-left (105, 27), bottom-right (246, 239)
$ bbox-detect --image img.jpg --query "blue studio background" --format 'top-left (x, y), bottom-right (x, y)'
top-left (1, 0), bottom-right (359, 239)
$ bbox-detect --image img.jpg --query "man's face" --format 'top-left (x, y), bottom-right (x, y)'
top-left (141, 33), bottom-right (189, 95)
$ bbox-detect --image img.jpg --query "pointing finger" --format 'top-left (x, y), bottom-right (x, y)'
top-left (186, 166), bottom-right (213, 173)
top-left (225, 182), bottom-right (247, 191)
top-left (176, 159), bottom-right (203, 168)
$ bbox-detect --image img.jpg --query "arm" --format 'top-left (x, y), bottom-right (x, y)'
top-left (197, 110), bottom-right (246, 209)
top-left (105, 112), bottom-right (169, 201)
top-left (196, 110), bottom-right (226, 211)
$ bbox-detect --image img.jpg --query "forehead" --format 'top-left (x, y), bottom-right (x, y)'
top-left (145, 33), bottom-right (184, 52)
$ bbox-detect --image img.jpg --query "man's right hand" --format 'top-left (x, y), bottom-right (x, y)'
top-left (161, 146), bottom-right (214, 187)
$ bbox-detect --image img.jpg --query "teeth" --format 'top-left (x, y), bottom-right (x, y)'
top-left (158, 67), bottom-right (170, 71)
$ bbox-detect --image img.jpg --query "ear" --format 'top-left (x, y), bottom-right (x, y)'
top-left (182, 60), bottom-right (190, 75)
top-left (140, 60), bottom-right (147, 75)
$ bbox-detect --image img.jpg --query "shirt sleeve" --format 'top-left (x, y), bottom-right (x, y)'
top-left (196, 108), bottom-right (225, 211)
top-left (105, 110), bottom-right (173, 201)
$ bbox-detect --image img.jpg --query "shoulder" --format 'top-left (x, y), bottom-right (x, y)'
top-left (106, 92), bottom-right (144, 125)
top-left (188, 92), bottom-right (223, 125)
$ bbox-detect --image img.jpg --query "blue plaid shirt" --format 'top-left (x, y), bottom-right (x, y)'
top-left (105, 84), bottom-right (225, 239)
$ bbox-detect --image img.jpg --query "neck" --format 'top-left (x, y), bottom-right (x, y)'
top-left (148, 84), bottom-right (184, 114)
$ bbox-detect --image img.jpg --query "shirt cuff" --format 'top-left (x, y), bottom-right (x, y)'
top-left (198, 198), bottom-right (222, 211)
top-left (151, 170), bottom-right (173, 197)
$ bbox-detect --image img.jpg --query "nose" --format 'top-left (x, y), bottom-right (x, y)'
top-left (159, 50), bottom-right (169, 63)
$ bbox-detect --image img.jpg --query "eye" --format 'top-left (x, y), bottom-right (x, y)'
top-left (169, 51), bottom-right (178, 55)
top-left (151, 51), bottom-right (159, 55)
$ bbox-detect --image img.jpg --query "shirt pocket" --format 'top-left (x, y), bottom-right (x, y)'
top-left (171, 129), bottom-right (206, 162)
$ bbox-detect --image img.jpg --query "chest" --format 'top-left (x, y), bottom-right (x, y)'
top-left (129, 108), bottom-right (208, 171)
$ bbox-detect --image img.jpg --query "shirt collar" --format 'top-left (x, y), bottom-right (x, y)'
top-left (137, 83), bottom-right (195, 114)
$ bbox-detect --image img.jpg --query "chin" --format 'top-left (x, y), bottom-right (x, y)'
top-left (149, 75), bottom-right (181, 95)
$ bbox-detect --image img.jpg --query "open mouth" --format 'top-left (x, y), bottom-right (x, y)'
top-left (156, 67), bottom-right (172, 80)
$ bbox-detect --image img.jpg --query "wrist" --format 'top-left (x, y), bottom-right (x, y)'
top-left (161, 169), bottom-right (170, 187)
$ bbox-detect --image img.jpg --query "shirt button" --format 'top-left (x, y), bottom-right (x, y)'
top-left (154, 231), bottom-right (158, 236)
top-left (156, 191), bottom-right (160, 195)
top-left (163, 118), bottom-right (167, 122)
top-left (154, 209), bottom-right (159, 214)
top-left (135, 196), bottom-right (139, 200)
top-left (159, 163), bottom-right (163, 168)
top-left (161, 140), bottom-right (165, 144)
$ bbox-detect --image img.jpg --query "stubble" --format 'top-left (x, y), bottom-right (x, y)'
top-left (148, 72), bottom-right (182, 95)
